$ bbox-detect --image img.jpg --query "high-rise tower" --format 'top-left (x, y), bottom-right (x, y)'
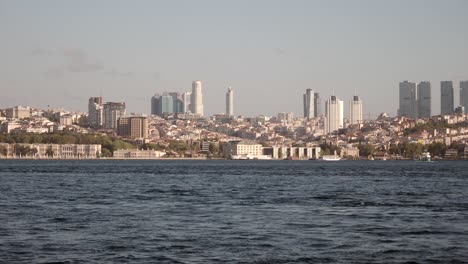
top-left (191, 80), bottom-right (204, 116)
top-left (303, 89), bottom-right (314, 119)
top-left (349, 95), bottom-right (363, 125)
top-left (325, 95), bottom-right (344, 134)
top-left (226, 87), bottom-right (234, 116)
top-left (88, 97), bottom-right (103, 127)
top-left (398, 81), bottom-right (418, 118)
top-left (417, 81), bottom-right (431, 118)
top-left (103, 102), bottom-right (126, 130)
top-left (441, 81), bottom-right (454, 115)
top-left (460, 81), bottom-right (468, 110)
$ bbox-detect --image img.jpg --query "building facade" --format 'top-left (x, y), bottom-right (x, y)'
top-left (103, 102), bottom-right (126, 129)
top-left (182, 92), bottom-right (192, 113)
top-left (417, 81), bottom-right (431, 118)
top-left (460, 80), bottom-right (468, 111)
top-left (325, 95), bottom-right (344, 134)
top-left (191, 80), bottom-right (204, 116)
top-left (303, 89), bottom-right (314, 119)
top-left (441, 81), bottom-right (454, 115)
top-left (314, 92), bottom-right (321, 117)
top-left (117, 116), bottom-right (148, 138)
top-left (0, 143), bottom-right (101, 159)
top-left (88, 97), bottom-right (103, 127)
top-left (151, 92), bottom-right (184, 116)
top-left (226, 87), bottom-right (234, 116)
top-left (349, 95), bottom-right (363, 125)
top-left (398, 81), bottom-right (418, 118)
top-left (6, 106), bottom-right (31, 119)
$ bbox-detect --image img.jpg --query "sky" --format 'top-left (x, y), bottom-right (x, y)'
top-left (1, 0), bottom-right (468, 118)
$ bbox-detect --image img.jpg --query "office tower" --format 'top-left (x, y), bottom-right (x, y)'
top-left (460, 81), bottom-right (468, 110)
top-left (117, 116), bottom-right (148, 138)
top-left (169, 92), bottom-right (184, 113)
top-left (182, 92), bottom-right (192, 113)
top-left (88, 97), bottom-right (103, 127)
top-left (314, 92), bottom-right (321, 117)
top-left (160, 93), bottom-right (174, 114)
top-left (349, 95), bottom-right (363, 125)
top-left (303, 89), bottom-right (314, 119)
top-left (103, 102), bottom-right (126, 129)
top-left (417, 81), bottom-right (431, 118)
top-left (325, 95), bottom-right (344, 134)
top-left (441, 81), bottom-right (454, 115)
top-left (226, 87), bottom-right (234, 116)
top-left (191, 80), bottom-right (204, 116)
top-left (398, 81), bottom-right (418, 118)
top-left (151, 94), bottom-right (161, 116)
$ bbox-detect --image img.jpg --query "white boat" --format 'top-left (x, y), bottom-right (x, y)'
top-left (320, 150), bottom-right (341, 161)
top-left (420, 151), bottom-right (431, 162)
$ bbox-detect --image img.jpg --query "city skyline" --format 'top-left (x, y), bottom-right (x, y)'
top-left (1, 1), bottom-right (468, 117)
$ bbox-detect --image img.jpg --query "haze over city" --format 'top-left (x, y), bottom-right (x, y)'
top-left (1, 0), bottom-right (468, 117)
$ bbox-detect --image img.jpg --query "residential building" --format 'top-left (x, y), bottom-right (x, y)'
top-left (6, 106), bottom-right (31, 119)
top-left (441, 81), bottom-right (454, 115)
top-left (398, 81), bottom-right (417, 118)
top-left (117, 116), bottom-right (148, 138)
top-left (325, 95), bottom-right (344, 134)
top-left (191, 80), bottom-right (204, 116)
top-left (103, 102), bottom-right (126, 129)
top-left (349, 95), bottom-right (363, 125)
top-left (88, 97), bottom-right (103, 127)
top-left (417, 81), bottom-right (431, 118)
top-left (460, 81), bottom-right (468, 110)
top-left (226, 87), bottom-right (234, 116)
top-left (59, 115), bottom-right (73, 126)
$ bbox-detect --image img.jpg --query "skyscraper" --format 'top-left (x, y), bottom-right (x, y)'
top-left (151, 94), bottom-right (161, 116)
top-left (88, 97), bottom-right (103, 127)
top-left (460, 81), bottom-right (468, 110)
top-left (151, 92), bottom-right (185, 116)
top-left (191, 80), bottom-right (204, 116)
top-left (398, 81), bottom-right (417, 118)
top-left (417, 81), bottom-right (431, 118)
top-left (349, 95), bottom-right (363, 125)
top-left (182, 92), bottom-right (192, 113)
top-left (303, 89), bottom-right (314, 119)
top-left (103, 102), bottom-right (126, 129)
top-left (325, 95), bottom-right (343, 134)
top-left (226, 87), bottom-right (234, 116)
top-left (441, 81), bottom-right (454, 115)
top-left (314, 92), bottom-right (321, 117)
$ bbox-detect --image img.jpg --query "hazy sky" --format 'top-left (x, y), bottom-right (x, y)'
top-left (1, 0), bottom-right (468, 117)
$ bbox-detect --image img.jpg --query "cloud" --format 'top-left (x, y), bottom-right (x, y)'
top-left (62, 49), bottom-right (104, 72)
top-left (104, 69), bottom-right (134, 77)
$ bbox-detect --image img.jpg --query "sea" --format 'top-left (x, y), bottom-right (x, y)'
top-left (0, 160), bottom-right (467, 264)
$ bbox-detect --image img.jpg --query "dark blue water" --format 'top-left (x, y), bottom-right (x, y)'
top-left (1, 160), bottom-right (467, 263)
